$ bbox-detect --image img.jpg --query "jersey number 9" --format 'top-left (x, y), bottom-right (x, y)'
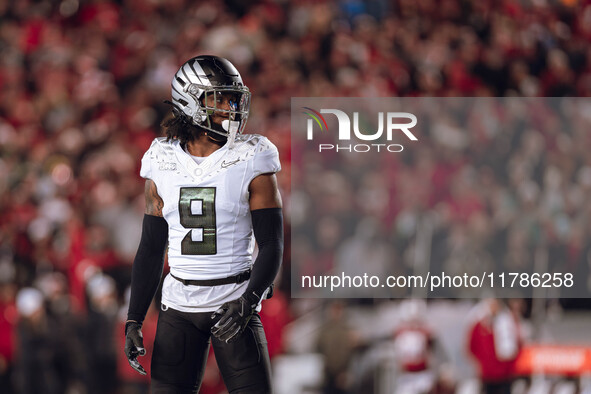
top-left (179, 187), bottom-right (217, 255)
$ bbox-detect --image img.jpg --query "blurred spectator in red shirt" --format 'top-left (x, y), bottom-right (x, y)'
top-left (468, 298), bottom-right (523, 394)
top-left (259, 289), bottom-right (290, 360)
top-left (0, 279), bottom-right (17, 394)
top-left (393, 299), bottom-right (455, 394)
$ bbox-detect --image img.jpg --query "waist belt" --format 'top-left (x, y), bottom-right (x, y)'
top-left (171, 270), bottom-right (251, 286)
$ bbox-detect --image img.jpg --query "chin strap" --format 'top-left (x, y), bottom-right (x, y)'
top-left (206, 133), bottom-right (228, 146)
top-left (222, 119), bottom-right (240, 149)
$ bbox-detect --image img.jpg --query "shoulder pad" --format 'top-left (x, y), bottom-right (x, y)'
top-left (140, 138), bottom-right (178, 179)
top-left (238, 134), bottom-right (281, 176)
top-left (231, 134), bottom-right (277, 156)
top-left (148, 137), bottom-right (175, 157)
top-left (147, 138), bottom-right (178, 164)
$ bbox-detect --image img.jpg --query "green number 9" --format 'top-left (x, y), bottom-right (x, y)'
top-left (178, 187), bottom-right (217, 255)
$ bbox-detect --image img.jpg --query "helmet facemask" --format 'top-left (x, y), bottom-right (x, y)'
top-left (186, 83), bottom-right (251, 148)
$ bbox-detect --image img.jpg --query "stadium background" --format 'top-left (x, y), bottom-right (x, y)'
top-left (1, 0), bottom-right (591, 393)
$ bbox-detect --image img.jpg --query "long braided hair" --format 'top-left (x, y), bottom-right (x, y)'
top-left (161, 101), bottom-right (205, 149)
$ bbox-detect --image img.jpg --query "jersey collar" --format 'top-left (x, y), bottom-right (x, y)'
top-left (172, 140), bottom-right (228, 180)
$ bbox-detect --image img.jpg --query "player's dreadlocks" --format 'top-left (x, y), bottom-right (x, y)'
top-left (162, 101), bottom-right (205, 149)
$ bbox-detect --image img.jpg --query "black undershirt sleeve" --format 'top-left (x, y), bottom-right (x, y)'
top-left (127, 214), bottom-right (168, 324)
top-left (245, 207), bottom-right (284, 299)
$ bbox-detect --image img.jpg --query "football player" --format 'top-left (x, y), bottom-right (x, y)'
top-left (124, 55), bottom-right (283, 393)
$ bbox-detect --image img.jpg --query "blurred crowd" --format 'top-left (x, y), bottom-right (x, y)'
top-left (1, 0), bottom-right (591, 393)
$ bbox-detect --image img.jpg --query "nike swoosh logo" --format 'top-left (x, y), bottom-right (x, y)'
top-left (221, 159), bottom-right (240, 168)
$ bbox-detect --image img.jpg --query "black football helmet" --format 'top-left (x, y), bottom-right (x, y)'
top-left (170, 55), bottom-right (251, 142)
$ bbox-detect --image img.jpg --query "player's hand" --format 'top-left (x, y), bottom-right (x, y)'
top-left (211, 292), bottom-right (260, 343)
top-left (124, 321), bottom-right (147, 375)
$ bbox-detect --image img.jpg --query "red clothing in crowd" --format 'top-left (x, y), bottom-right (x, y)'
top-left (259, 291), bottom-right (290, 359)
top-left (394, 324), bottom-right (434, 373)
top-left (469, 319), bottom-right (515, 382)
top-left (0, 300), bottom-right (16, 365)
top-left (468, 306), bottom-right (522, 384)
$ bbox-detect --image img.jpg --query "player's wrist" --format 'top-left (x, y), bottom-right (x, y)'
top-left (242, 290), bottom-right (261, 306)
top-left (125, 320), bottom-right (142, 335)
top-left (127, 311), bottom-right (146, 325)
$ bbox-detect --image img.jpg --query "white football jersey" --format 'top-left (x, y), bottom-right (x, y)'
top-left (140, 134), bottom-right (281, 312)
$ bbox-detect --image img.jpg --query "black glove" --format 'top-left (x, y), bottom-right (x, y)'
top-left (211, 292), bottom-right (260, 343)
top-left (124, 321), bottom-right (147, 375)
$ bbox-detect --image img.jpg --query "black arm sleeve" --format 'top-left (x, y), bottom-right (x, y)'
top-left (245, 208), bottom-right (284, 298)
top-left (127, 214), bottom-right (168, 324)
